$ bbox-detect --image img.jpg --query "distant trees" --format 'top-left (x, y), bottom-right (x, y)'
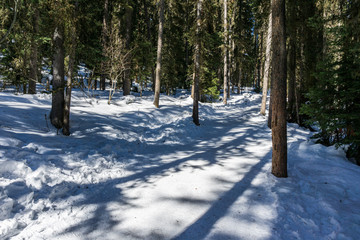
top-left (0, 0), bottom-right (359, 164)
top-left (301, 0), bottom-right (360, 165)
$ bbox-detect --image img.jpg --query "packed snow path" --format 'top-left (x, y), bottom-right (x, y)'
top-left (0, 91), bottom-right (359, 239)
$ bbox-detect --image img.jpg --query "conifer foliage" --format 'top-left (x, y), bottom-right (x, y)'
top-left (0, 0), bottom-right (359, 166)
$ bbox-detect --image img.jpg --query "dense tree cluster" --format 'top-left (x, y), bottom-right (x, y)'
top-left (0, 0), bottom-right (359, 166)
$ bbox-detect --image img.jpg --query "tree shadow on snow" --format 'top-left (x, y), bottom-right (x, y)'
top-left (1, 93), bottom-right (279, 239)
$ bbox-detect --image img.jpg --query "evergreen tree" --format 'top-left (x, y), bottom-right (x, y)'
top-left (192, 0), bottom-right (202, 126)
top-left (153, 0), bottom-right (165, 108)
top-left (302, 0), bottom-right (360, 165)
top-left (271, 0), bottom-right (287, 178)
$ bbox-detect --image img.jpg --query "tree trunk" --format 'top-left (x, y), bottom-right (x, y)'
top-left (50, 24), bottom-right (65, 130)
top-left (153, 0), bottom-right (164, 108)
top-left (63, 2), bottom-right (78, 136)
top-left (223, 0), bottom-right (229, 105)
top-left (259, 31), bottom-right (264, 89)
top-left (29, 6), bottom-right (39, 94)
top-left (271, 0), bottom-right (287, 178)
top-left (237, 67), bottom-right (242, 94)
top-left (192, 0), bottom-right (202, 126)
top-left (260, 10), bottom-right (272, 116)
top-left (254, 27), bottom-right (259, 90)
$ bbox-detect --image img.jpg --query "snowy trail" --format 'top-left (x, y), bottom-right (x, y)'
top-left (1, 91), bottom-right (360, 239)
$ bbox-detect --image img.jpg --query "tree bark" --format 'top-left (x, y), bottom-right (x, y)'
top-left (29, 6), bottom-right (39, 94)
top-left (271, 0), bottom-right (287, 178)
top-left (260, 10), bottom-right (272, 116)
top-left (50, 24), bottom-right (65, 130)
top-left (192, 0), bottom-right (202, 126)
top-left (223, 0), bottom-right (229, 105)
top-left (153, 0), bottom-right (164, 108)
top-left (63, 2), bottom-right (78, 136)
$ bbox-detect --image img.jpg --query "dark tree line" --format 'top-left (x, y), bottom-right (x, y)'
top-left (1, 0), bottom-right (359, 169)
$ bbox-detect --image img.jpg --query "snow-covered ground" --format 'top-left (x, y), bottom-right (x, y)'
top-left (0, 89), bottom-right (359, 240)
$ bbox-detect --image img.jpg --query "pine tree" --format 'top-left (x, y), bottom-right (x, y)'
top-left (301, 0), bottom-right (360, 165)
top-left (260, 8), bottom-right (272, 116)
top-left (153, 0), bottom-right (165, 108)
top-left (271, 0), bottom-right (287, 178)
top-left (193, 0), bottom-right (202, 126)
top-left (63, 1), bottom-right (78, 136)
top-left (50, 8), bottom-right (65, 130)
top-left (223, 0), bottom-right (229, 104)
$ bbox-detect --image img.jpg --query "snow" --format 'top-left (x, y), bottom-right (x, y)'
top-left (0, 89), bottom-right (359, 240)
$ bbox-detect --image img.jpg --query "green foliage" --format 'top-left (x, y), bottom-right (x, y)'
top-left (301, 1), bottom-right (360, 164)
top-left (161, 0), bottom-right (189, 92)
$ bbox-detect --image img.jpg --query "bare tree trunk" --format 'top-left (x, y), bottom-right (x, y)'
top-left (153, 0), bottom-right (164, 108)
top-left (254, 27), bottom-right (259, 90)
top-left (192, 0), bottom-right (202, 126)
top-left (63, 52), bottom-right (74, 135)
top-left (237, 67), bottom-right (242, 94)
top-left (261, 10), bottom-right (272, 116)
top-left (29, 6), bottom-right (39, 94)
top-left (63, 2), bottom-right (78, 136)
top-left (259, 31), bottom-right (264, 89)
top-left (268, 77), bottom-right (273, 128)
top-left (223, 0), bottom-right (229, 105)
top-left (50, 24), bottom-right (65, 130)
top-left (271, 0), bottom-right (287, 178)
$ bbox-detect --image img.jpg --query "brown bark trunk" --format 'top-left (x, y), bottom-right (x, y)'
top-left (223, 0), bottom-right (228, 105)
top-left (259, 31), bottom-right (264, 89)
top-left (63, 2), bottom-right (78, 136)
top-left (261, 10), bottom-right (272, 116)
top-left (192, 0), bottom-right (202, 126)
top-left (271, 0), bottom-right (287, 178)
top-left (50, 24), bottom-right (65, 130)
top-left (153, 0), bottom-right (164, 108)
top-left (237, 67), bottom-right (242, 94)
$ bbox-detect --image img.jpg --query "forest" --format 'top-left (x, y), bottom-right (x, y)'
top-left (0, 0), bottom-right (360, 239)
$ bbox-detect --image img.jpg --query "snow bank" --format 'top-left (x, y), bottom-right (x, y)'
top-left (0, 90), bottom-right (359, 239)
